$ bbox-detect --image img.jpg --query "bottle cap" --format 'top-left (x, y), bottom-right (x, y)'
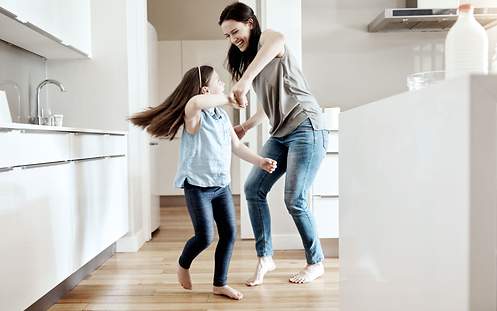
top-left (459, 3), bottom-right (473, 13)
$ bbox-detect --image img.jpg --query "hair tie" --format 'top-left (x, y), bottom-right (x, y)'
top-left (197, 66), bottom-right (202, 92)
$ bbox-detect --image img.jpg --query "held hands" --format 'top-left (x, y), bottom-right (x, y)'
top-left (227, 94), bottom-right (244, 109)
top-left (259, 158), bottom-right (277, 174)
top-left (231, 78), bottom-right (250, 108)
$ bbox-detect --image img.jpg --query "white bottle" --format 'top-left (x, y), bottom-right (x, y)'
top-left (445, 3), bottom-right (489, 79)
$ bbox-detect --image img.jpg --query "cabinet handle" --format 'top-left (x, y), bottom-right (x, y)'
top-left (71, 157), bottom-right (106, 163)
top-left (21, 161), bottom-right (70, 170)
top-left (0, 167), bottom-right (14, 173)
top-left (149, 142), bottom-right (159, 146)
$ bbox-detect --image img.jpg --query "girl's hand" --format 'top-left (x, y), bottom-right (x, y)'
top-left (231, 78), bottom-right (250, 108)
top-left (259, 158), bottom-right (277, 173)
top-left (228, 93), bottom-right (245, 109)
top-left (233, 124), bottom-right (246, 139)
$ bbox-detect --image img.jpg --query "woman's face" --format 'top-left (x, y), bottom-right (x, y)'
top-left (221, 19), bottom-right (253, 52)
top-left (206, 71), bottom-right (225, 95)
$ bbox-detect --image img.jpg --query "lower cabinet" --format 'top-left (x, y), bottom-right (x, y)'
top-left (0, 155), bottom-right (127, 311)
top-left (310, 130), bottom-right (339, 239)
top-left (312, 196), bottom-right (339, 238)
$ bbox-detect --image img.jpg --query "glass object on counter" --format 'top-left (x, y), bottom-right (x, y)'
top-left (51, 114), bottom-right (64, 127)
top-left (0, 80), bottom-right (21, 122)
top-left (406, 71), bottom-right (445, 91)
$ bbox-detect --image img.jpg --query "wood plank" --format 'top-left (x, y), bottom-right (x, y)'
top-left (49, 206), bottom-right (339, 310)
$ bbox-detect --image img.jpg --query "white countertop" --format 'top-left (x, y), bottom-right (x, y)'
top-left (0, 122), bottom-right (127, 135)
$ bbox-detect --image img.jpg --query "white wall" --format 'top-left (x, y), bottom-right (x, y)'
top-left (0, 40), bottom-right (46, 123)
top-left (302, 0), bottom-right (447, 111)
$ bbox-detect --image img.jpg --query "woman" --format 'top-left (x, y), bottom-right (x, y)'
top-left (219, 3), bottom-right (328, 286)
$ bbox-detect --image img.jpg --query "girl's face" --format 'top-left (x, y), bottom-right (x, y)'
top-left (221, 19), bottom-right (253, 52)
top-left (205, 71), bottom-right (225, 95)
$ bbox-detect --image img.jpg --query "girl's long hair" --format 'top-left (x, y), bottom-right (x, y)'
top-left (219, 2), bottom-right (261, 81)
top-left (129, 65), bottom-right (213, 139)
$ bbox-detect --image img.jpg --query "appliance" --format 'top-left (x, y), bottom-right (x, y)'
top-left (368, 0), bottom-right (497, 32)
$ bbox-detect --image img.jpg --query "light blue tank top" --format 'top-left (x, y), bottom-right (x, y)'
top-left (174, 107), bottom-right (232, 188)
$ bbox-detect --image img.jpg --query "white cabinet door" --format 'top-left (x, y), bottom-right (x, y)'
top-left (0, 162), bottom-right (75, 311)
top-left (327, 131), bottom-right (339, 153)
top-left (73, 156), bottom-right (128, 264)
top-left (312, 154), bottom-right (339, 195)
top-left (55, 0), bottom-right (91, 54)
top-left (312, 196), bottom-right (339, 238)
top-left (0, 156), bottom-right (128, 311)
top-left (0, 130), bottom-right (70, 168)
top-left (0, 0), bottom-right (91, 57)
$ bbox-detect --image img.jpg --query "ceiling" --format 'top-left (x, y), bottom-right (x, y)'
top-left (147, 0), bottom-right (235, 41)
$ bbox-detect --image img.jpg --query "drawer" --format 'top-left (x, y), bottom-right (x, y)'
top-left (313, 154), bottom-right (338, 195)
top-left (70, 133), bottom-right (106, 159)
top-left (0, 130), bottom-right (70, 168)
top-left (327, 131), bottom-right (338, 153)
top-left (105, 134), bottom-right (127, 156)
top-left (312, 196), bottom-right (339, 238)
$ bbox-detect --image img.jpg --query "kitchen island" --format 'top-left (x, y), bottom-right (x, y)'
top-left (0, 123), bottom-right (128, 311)
top-left (339, 75), bottom-right (497, 311)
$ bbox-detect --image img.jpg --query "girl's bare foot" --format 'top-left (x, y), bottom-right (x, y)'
top-left (177, 264), bottom-right (192, 289)
top-left (245, 256), bottom-right (276, 286)
top-left (289, 261), bottom-right (324, 284)
top-left (213, 285), bottom-right (244, 300)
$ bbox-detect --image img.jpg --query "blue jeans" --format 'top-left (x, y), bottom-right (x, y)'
top-left (179, 180), bottom-right (236, 286)
top-left (244, 119), bottom-right (328, 264)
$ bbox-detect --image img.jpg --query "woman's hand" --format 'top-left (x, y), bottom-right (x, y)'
top-left (231, 78), bottom-right (251, 108)
top-left (233, 124), bottom-right (246, 139)
top-left (228, 93), bottom-right (245, 109)
top-left (259, 158), bottom-right (277, 173)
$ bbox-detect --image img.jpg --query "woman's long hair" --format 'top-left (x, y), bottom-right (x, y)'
top-left (219, 2), bottom-right (261, 81)
top-left (129, 65), bottom-right (213, 139)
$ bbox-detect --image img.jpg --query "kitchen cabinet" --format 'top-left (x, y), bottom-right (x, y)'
top-left (0, 124), bottom-right (127, 311)
top-left (0, 0), bottom-right (91, 58)
top-left (310, 130), bottom-right (339, 238)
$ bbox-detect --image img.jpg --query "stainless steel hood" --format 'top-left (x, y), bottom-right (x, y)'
top-left (368, 6), bottom-right (497, 33)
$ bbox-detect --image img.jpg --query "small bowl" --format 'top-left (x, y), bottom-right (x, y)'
top-left (406, 71), bottom-right (445, 91)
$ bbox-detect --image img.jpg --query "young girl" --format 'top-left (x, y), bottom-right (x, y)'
top-left (129, 65), bottom-right (277, 300)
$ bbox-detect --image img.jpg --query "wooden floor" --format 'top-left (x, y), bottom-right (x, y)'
top-left (49, 206), bottom-right (339, 310)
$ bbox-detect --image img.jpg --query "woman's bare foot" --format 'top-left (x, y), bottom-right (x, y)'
top-left (245, 256), bottom-right (276, 286)
top-left (289, 261), bottom-right (324, 284)
top-left (177, 264), bottom-right (192, 289)
top-left (213, 285), bottom-right (244, 300)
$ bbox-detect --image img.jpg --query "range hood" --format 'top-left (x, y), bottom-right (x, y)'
top-left (368, 1), bottom-right (497, 32)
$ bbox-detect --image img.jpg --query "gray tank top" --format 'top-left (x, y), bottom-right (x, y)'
top-left (252, 45), bottom-right (323, 137)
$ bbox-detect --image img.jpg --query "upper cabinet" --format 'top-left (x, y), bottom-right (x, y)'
top-left (0, 0), bottom-right (91, 59)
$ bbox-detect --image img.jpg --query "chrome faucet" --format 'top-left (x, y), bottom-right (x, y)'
top-left (33, 79), bottom-right (65, 125)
